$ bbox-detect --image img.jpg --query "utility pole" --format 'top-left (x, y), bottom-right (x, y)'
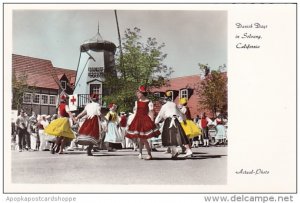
top-left (114, 10), bottom-right (125, 79)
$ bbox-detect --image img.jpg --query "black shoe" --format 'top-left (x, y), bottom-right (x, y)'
top-left (87, 145), bottom-right (93, 156)
top-left (87, 150), bottom-right (93, 156)
top-left (51, 147), bottom-right (55, 154)
top-left (171, 152), bottom-right (179, 159)
top-left (213, 142), bottom-right (219, 146)
top-left (92, 148), bottom-right (99, 152)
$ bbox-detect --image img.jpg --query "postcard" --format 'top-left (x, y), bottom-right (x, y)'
top-left (2, 2), bottom-right (297, 197)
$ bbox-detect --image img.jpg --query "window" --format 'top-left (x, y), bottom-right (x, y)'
top-left (153, 92), bottom-right (161, 98)
top-left (90, 84), bottom-right (101, 95)
top-left (32, 94), bottom-right (40, 104)
top-left (23, 93), bottom-right (32, 104)
top-left (49, 95), bottom-right (57, 106)
top-left (61, 80), bottom-right (67, 90)
top-left (169, 91), bottom-right (174, 101)
top-left (41, 95), bottom-right (49, 105)
top-left (180, 89), bottom-right (188, 99)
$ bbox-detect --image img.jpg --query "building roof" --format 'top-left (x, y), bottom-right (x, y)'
top-left (12, 54), bottom-right (77, 91)
top-left (152, 75), bottom-right (202, 118)
top-left (54, 67), bottom-right (76, 85)
top-left (12, 54), bottom-right (59, 89)
top-left (152, 75), bottom-right (202, 92)
top-left (83, 32), bottom-right (104, 44)
top-left (80, 27), bottom-right (116, 53)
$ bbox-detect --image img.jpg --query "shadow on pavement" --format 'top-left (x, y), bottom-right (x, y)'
top-left (185, 154), bottom-right (227, 160)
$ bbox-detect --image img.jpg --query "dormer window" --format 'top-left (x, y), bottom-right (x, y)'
top-left (169, 91), bottom-right (174, 101)
top-left (180, 89), bottom-right (188, 99)
top-left (165, 90), bottom-right (174, 101)
top-left (61, 80), bottom-right (67, 90)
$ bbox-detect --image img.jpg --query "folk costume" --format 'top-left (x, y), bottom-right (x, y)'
top-left (44, 97), bottom-right (74, 139)
top-left (104, 103), bottom-right (123, 148)
top-left (125, 85), bottom-right (160, 160)
top-left (214, 116), bottom-right (226, 145)
top-left (178, 98), bottom-right (201, 139)
top-left (199, 113), bottom-right (212, 147)
top-left (155, 92), bottom-right (190, 158)
top-left (125, 101), bottom-right (160, 139)
top-left (75, 94), bottom-right (102, 156)
top-left (125, 112), bottom-right (138, 151)
top-left (44, 95), bottom-right (75, 154)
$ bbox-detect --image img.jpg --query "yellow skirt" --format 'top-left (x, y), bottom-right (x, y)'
top-left (180, 120), bottom-right (202, 139)
top-left (44, 117), bottom-right (75, 139)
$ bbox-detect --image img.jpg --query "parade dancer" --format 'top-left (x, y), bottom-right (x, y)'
top-left (178, 98), bottom-right (201, 148)
top-left (44, 95), bottom-right (75, 154)
top-left (125, 85), bottom-right (160, 160)
top-left (155, 91), bottom-right (193, 158)
top-left (104, 103), bottom-right (123, 151)
top-left (74, 94), bottom-right (102, 156)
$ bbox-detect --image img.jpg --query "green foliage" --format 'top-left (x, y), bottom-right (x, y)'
top-left (197, 69), bottom-right (227, 117)
top-left (103, 27), bottom-right (173, 113)
top-left (12, 71), bottom-right (36, 110)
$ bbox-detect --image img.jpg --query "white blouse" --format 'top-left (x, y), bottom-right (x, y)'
top-left (84, 102), bottom-right (101, 118)
top-left (155, 101), bottom-right (186, 124)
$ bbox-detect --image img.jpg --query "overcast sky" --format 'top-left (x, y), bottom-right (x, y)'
top-left (13, 9), bottom-right (227, 78)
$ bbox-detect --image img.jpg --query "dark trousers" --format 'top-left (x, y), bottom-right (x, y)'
top-left (17, 128), bottom-right (31, 149)
top-left (25, 131), bottom-right (31, 149)
top-left (17, 128), bottom-right (27, 150)
top-left (202, 127), bottom-right (209, 139)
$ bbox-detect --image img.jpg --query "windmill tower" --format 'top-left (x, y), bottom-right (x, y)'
top-left (70, 24), bottom-right (117, 111)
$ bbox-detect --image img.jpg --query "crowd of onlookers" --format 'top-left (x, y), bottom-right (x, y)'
top-left (11, 109), bottom-right (227, 153)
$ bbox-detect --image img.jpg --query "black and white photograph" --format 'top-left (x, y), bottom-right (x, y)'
top-left (1, 1), bottom-right (297, 200)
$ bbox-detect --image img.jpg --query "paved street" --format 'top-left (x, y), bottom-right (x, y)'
top-left (11, 146), bottom-right (227, 185)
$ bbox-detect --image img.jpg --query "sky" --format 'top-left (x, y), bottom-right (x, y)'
top-left (12, 9), bottom-right (227, 78)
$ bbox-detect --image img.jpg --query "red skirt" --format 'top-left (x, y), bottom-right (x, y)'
top-left (78, 116), bottom-right (100, 140)
top-left (126, 115), bottom-right (160, 139)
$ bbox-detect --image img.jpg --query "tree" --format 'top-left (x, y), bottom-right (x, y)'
top-left (12, 71), bottom-right (35, 111)
top-left (197, 67), bottom-right (227, 117)
top-left (198, 63), bottom-right (210, 77)
top-left (103, 27), bottom-right (173, 112)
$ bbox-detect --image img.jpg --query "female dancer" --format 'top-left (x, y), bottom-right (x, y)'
top-left (74, 94), bottom-right (102, 156)
top-left (125, 85), bottom-right (160, 160)
top-left (44, 95), bottom-right (75, 154)
top-left (178, 98), bottom-right (201, 147)
top-left (155, 91), bottom-right (193, 158)
top-left (104, 103), bottom-right (123, 151)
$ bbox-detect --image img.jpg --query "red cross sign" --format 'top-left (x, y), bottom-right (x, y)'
top-left (70, 95), bottom-right (77, 105)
